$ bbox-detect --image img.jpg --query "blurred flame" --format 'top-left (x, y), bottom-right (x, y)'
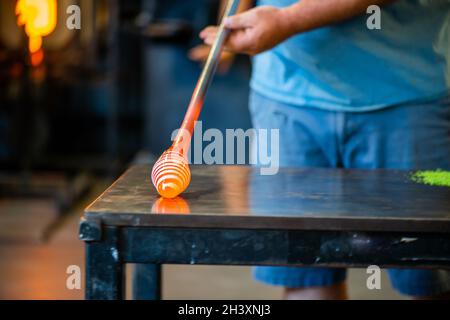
top-left (30, 48), bottom-right (44, 66)
top-left (16, 0), bottom-right (57, 66)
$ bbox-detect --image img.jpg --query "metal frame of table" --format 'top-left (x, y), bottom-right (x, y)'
top-left (79, 218), bottom-right (450, 300)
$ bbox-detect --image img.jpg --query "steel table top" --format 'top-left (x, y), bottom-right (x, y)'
top-left (84, 165), bottom-right (450, 233)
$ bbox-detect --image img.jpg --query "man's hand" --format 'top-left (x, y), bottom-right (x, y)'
top-left (199, 0), bottom-right (395, 56)
top-left (188, 44), bottom-right (236, 74)
top-left (200, 6), bottom-right (292, 56)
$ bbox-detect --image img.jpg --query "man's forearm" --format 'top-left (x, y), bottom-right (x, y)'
top-left (280, 0), bottom-right (394, 36)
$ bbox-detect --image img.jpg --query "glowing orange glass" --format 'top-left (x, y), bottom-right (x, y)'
top-left (151, 98), bottom-right (201, 199)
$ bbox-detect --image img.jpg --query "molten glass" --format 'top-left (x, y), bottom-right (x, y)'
top-left (151, 99), bottom-right (200, 198)
top-left (16, 0), bottom-right (57, 66)
top-left (151, 149), bottom-right (191, 199)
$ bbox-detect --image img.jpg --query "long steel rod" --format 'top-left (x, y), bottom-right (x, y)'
top-left (152, 0), bottom-right (240, 199)
top-left (173, 0), bottom-right (240, 149)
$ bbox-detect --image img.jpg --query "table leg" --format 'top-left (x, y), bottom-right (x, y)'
top-left (85, 227), bottom-right (124, 300)
top-left (132, 264), bottom-right (161, 300)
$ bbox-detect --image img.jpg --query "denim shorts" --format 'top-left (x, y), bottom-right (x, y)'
top-left (249, 90), bottom-right (450, 297)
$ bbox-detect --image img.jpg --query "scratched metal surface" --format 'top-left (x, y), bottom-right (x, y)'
top-left (84, 165), bottom-right (450, 232)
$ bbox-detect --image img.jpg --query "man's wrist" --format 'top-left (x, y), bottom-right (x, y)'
top-left (277, 3), bottom-right (306, 39)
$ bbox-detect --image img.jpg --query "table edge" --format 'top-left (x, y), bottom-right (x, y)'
top-left (83, 211), bottom-right (450, 233)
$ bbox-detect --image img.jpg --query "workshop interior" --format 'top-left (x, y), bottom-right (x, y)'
top-left (0, 0), bottom-right (449, 301)
top-left (0, 0), bottom-right (254, 300)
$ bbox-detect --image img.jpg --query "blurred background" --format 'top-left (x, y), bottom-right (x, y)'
top-left (0, 0), bottom-right (404, 299)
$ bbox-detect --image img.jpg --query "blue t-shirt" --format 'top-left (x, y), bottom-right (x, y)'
top-left (251, 0), bottom-right (450, 111)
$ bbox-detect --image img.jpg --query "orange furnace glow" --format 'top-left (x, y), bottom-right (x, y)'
top-left (16, 0), bottom-right (57, 66)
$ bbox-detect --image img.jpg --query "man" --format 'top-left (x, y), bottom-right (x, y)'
top-left (191, 0), bottom-right (450, 299)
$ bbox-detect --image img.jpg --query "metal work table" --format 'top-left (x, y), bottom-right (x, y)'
top-left (79, 165), bottom-right (450, 299)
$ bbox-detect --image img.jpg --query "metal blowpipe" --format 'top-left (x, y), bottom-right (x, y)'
top-left (151, 0), bottom-right (240, 198)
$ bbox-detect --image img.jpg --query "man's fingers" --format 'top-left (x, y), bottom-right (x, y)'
top-left (199, 26), bottom-right (218, 39)
top-left (188, 45), bottom-right (210, 61)
top-left (224, 11), bottom-right (253, 30)
top-left (203, 30), bottom-right (251, 54)
top-left (203, 36), bottom-right (216, 46)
